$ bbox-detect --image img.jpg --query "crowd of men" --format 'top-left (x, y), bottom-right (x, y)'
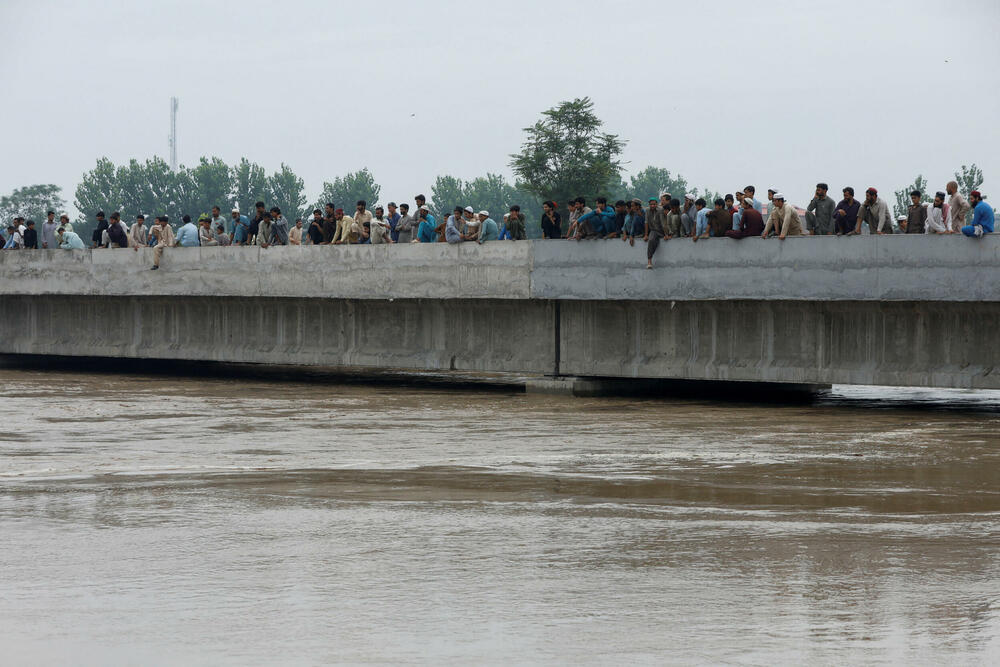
top-left (1, 182), bottom-right (994, 270)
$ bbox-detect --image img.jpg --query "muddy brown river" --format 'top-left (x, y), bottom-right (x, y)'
top-left (1, 368), bottom-right (998, 664)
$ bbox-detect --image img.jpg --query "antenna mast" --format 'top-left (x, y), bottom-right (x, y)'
top-left (169, 97), bottom-right (179, 171)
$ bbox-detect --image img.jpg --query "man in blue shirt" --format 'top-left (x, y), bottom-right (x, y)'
top-left (445, 206), bottom-right (464, 244)
top-left (58, 228), bottom-right (86, 249)
top-left (175, 215), bottom-right (200, 247)
top-left (692, 198), bottom-right (710, 241)
top-left (231, 209), bottom-right (250, 245)
top-left (963, 190), bottom-right (995, 237)
top-left (416, 206), bottom-right (437, 243)
top-left (576, 197), bottom-right (615, 239)
top-left (386, 202), bottom-right (402, 242)
top-left (476, 211), bottom-right (499, 243)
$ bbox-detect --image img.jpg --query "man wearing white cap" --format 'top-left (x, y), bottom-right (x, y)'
top-left (462, 206), bottom-right (480, 241)
top-left (477, 211), bottom-right (499, 243)
top-left (762, 193), bottom-right (803, 239)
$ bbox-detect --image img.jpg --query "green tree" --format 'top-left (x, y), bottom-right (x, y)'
top-left (314, 168), bottom-right (381, 213)
top-left (430, 175), bottom-right (467, 218)
top-left (141, 157), bottom-right (179, 218)
top-left (954, 164), bottom-right (984, 222)
top-left (74, 157), bottom-right (122, 224)
top-left (187, 156), bottom-right (233, 216)
top-left (618, 166), bottom-right (689, 202)
top-left (893, 174), bottom-right (928, 220)
top-left (267, 163), bottom-right (307, 221)
top-left (0, 184), bottom-right (67, 224)
top-left (510, 97), bottom-right (626, 207)
top-left (231, 158), bottom-right (269, 216)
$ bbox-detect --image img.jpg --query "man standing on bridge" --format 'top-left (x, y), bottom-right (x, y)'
top-left (856, 188), bottom-right (894, 235)
top-left (946, 181), bottom-right (971, 233)
top-left (806, 183), bottom-right (835, 235)
top-left (833, 187), bottom-right (860, 235)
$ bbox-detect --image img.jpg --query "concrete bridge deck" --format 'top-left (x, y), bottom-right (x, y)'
top-left (1, 236), bottom-right (997, 390)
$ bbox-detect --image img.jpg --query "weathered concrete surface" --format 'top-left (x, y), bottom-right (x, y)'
top-left (0, 243), bottom-right (533, 300)
top-left (1, 296), bottom-right (556, 375)
top-left (1, 235), bottom-right (997, 301)
top-left (1, 295), bottom-right (996, 389)
top-left (559, 300), bottom-right (1000, 389)
top-left (530, 234), bottom-right (1000, 302)
top-left (1, 238), bottom-right (997, 389)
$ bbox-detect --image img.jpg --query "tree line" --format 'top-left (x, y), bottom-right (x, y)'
top-left (1, 97), bottom-right (986, 243)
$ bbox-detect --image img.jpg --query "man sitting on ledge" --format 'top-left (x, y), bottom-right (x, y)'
top-left (57, 227), bottom-right (85, 249)
top-left (726, 197), bottom-right (765, 239)
top-left (150, 216), bottom-right (175, 270)
top-left (964, 191), bottom-right (994, 238)
top-left (445, 206), bottom-right (464, 244)
top-left (762, 193), bottom-right (803, 240)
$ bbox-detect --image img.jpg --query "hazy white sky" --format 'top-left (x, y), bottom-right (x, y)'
top-left (2, 0), bottom-right (998, 213)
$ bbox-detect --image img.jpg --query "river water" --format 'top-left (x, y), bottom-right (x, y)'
top-left (0, 368), bottom-right (998, 665)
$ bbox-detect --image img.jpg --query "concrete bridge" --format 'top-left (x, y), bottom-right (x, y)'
top-left (1, 236), bottom-right (997, 392)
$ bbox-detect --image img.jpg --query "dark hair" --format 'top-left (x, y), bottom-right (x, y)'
top-left (110, 212), bottom-right (120, 220)
top-left (543, 200), bottom-right (555, 208)
top-left (217, 224), bottom-right (225, 231)
top-left (26, 219), bottom-right (35, 226)
top-left (162, 216), bottom-right (169, 223)
top-left (510, 205), bottom-right (521, 212)
top-left (817, 183), bottom-right (829, 191)
top-left (255, 201), bottom-right (265, 208)
top-left (670, 198), bottom-right (681, 208)
top-left (270, 207), bottom-right (281, 214)
top-left (695, 198), bottom-right (706, 207)
top-left (400, 203), bottom-right (409, 210)
top-left (326, 202), bottom-right (335, 209)
top-left (137, 214), bottom-right (145, 220)
top-left (313, 208), bottom-right (322, 215)
top-left (375, 206), bottom-right (384, 212)
top-left (415, 194), bottom-right (426, 201)
top-left (356, 200), bottom-right (366, 207)
top-left (47, 210), bottom-right (55, 216)
top-left (96, 211), bottom-right (105, 217)
top-left (910, 190), bottom-right (921, 198)
top-left (714, 198), bottom-right (725, 207)
top-left (183, 215), bottom-right (191, 223)
top-left (212, 205), bottom-right (220, 211)
top-left (724, 194), bottom-right (734, 202)
top-left (454, 206), bottom-right (464, 213)
top-left (57, 227), bottom-right (65, 233)
top-left (744, 186), bottom-right (755, 194)
top-left (614, 200), bottom-right (626, 207)
top-left (574, 197), bottom-right (586, 206)
top-left (596, 197), bottom-right (607, 205)
top-left (842, 186), bottom-right (855, 196)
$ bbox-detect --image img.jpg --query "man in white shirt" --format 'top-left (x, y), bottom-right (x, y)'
top-left (370, 207), bottom-right (392, 244)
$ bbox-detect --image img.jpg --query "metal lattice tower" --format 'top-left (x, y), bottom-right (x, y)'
top-left (169, 97), bottom-right (179, 171)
